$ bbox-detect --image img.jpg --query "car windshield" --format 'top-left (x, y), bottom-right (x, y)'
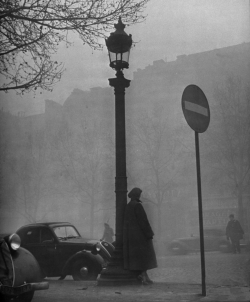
top-left (53, 226), bottom-right (81, 240)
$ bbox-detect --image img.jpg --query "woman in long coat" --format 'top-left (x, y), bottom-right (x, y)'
top-left (123, 187), bottom-right (157, 285)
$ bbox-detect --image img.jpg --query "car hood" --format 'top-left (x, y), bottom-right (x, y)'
top-left (173, 237), bottom-right (199, 242)
top-left (58, 237), bottom-right (99, 245)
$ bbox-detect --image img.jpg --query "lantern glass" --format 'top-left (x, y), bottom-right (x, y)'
top-left (121, 51), bottom-right (130, 63)
top-left (108, 50), bottom-right (130, 70)
top-left (106, 17), bottom-right (132, 71)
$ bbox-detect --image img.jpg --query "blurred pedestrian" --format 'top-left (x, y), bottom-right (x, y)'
top-left (226, 214), bottom-right (244, 254)
top-left (101, 223), bottom-right (114, 243)
top-left (123, 187), bottom-right (157, 285)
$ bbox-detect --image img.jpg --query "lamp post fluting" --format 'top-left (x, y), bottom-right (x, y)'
top-left (98, 17), bottom-right (138, 285)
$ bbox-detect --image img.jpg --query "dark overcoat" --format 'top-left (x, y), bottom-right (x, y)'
top-left (123, 199), bottom-right (157, 271)
top-left (226, 219), bottom-right (244, 241)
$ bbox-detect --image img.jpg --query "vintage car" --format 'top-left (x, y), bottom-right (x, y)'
top-left (16, 222), bottom-right (114, 281)
top-left (168, 228), bottom-right (232, 255)
top-left (0, 233), bottom-right (49, 302)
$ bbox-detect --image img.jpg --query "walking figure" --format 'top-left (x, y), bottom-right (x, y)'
top-left (101, 223), bottom-right (114, 243)
top-left (226, 214), bottom-right (244, 254)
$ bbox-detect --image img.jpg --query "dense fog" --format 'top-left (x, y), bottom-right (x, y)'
top-left (1, 43), bottom-right (250, 254)
top-left (0, 0), bottom-right (249, 288)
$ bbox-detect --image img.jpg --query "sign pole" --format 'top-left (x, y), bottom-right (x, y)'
top-left (195, 131), bottom-right (206, 296)
top-left (182, 84), bottom-right (210, 297)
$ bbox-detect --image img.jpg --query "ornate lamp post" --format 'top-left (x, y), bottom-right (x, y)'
top-left (98, 17), bottom-right (138, 285)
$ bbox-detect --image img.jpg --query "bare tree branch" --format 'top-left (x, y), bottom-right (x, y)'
top-left (0, 0), bottom-right (149, 93)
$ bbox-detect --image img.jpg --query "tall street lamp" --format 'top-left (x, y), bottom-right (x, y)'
top-left (98, 17), bottom-right (138, 285)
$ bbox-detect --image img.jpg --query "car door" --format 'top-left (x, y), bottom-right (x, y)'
top-left (185, 235), bottom-right (200, 252)
top-left (52, 226), bottom-right (83, 267)
top-left (204, 230), bottom-right (217, 251)
top-left (19, 226), bottom-right (41, 261)
top-left (19, 226), bottom-right (59, 277)
top-left (40, 227), bottom-right (60, 276)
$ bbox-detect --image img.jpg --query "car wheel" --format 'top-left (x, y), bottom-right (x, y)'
top-left (18, 291), bottom-right (34, 302)
top-left (0, 291), bottom-right (34, 302)
top-left (72, 259), bottom-right (98, 281)
top-left (169, 244), bottom-right (187, 255)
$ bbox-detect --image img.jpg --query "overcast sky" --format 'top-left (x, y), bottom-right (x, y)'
top-left (1, 0), bottom-right (249, 115)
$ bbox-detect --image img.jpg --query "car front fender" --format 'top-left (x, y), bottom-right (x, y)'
top-left (61, 250), bottom-right (104, 276)
top-left (11, 247), bottom-right (44, 286)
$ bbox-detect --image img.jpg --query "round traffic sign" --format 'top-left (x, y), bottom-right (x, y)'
top-left (181, 85), bottom-right (210, 133)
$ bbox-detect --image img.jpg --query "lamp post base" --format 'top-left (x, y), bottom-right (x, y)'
top-left (97, 247), bottom-right (140, 286)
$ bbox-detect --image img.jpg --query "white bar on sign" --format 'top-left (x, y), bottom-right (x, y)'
top-left (184, 101), bottom-right (208, 116)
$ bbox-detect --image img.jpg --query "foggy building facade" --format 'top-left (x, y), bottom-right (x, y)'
top-left (1, 42), bottom-right (249, 251)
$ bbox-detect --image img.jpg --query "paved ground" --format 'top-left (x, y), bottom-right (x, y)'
top-left (33, 251), bottom-right (250, 302)
top-left (150, 251), bottom-right (249, 286)
top-left (33, 280), bottom-right (250, 302)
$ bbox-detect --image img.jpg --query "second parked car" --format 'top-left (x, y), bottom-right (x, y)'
top-left (16, 222), bottom-right (114, 281)
top-left (168, 228), bottom-right (231, 255)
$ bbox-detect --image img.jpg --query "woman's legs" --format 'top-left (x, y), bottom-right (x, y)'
top-left (145, 271), bottom-right (153, 284)
top-left (138, 270), bottom-right (153, 285)
top-left (137, 271), bottom-right (148, 284)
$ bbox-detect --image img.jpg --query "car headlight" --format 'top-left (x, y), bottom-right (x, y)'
top-left (95, 242), bottom-right (101, 252)
top-left (8, 233), bottom-right (21, 250)
top-left (91, 242), bottom-right (101, 255)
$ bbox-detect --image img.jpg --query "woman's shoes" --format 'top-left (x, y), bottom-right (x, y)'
top-left (137, 274), bottom-right (149, 285)
top-left (137, 274), bottom-right (153, 285)
top-left (144, 271), bottom-right (154, 284)
top-left (146, 277), bottom-right (153, 284)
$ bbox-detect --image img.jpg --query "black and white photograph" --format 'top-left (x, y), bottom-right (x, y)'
top-left (0, 1), bottom-right (250, 301)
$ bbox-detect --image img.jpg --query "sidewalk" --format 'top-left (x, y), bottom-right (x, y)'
top-left (78, 282), bottom-right (250, 302)
top-left (35, 280), bottom-right (250, 302)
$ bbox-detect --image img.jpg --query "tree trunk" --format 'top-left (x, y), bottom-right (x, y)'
top-left (90, 195), bottom-right (95, 238)
top-left (237, 185), bottom-right (244, 227)
top-left (157, 203), bottom-right (162, 239)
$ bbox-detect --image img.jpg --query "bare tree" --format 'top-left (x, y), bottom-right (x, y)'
top-left (127, 105), bottom-right (182, 238)
top-left (205, 76), bottom-right (250, 224)
top-left (0, 0), bottom-right (149, 94)
top-left (55, 116), bottom-right (111, 237)
top-left (3, 121), bottom-right (56, 223)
